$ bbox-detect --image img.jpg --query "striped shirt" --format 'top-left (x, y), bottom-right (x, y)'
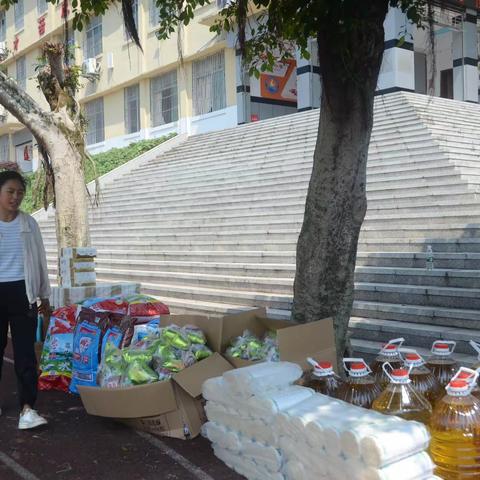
top-left (0, 215), bottom-right (25, 282)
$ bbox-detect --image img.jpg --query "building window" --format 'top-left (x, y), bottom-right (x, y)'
top-left (125, 0), bottom-right (139, 40)
top-left (125, 84), bottom-right (140, 134)
top-left (16, 56), bottom-right (26, 90)
top-left (37, 0), bottom-right (48, 15)
top-left (150, 71), bottom-right (178, 126)
top-left (85, 98), bottom-right (105, 145)
top-left (149, 0), bottom-right (160, 27)
top-left (0, 11), bottom-right (6, 42)
top-left (0, 135), bottom-right (9, 163)
top-left (14, 0), bottom-right (24, 31)
top-left (192, 51), bottom-right (226, 115)
top-left (85, 16), bottom-right (102, 58)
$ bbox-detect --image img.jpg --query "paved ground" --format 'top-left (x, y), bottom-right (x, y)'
top-left (0, 345), bottom-right (244, 480)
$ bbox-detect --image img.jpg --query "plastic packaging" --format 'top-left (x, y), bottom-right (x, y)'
top-left (402, 350), bottom-right (443, 406)
top-left (201, 421), bottom-right (242, 452)
top-left (300, 358), bottom-right (345, 398)
top-left (360, 420), bottom-right (431, 468)
top-left (202, 376), bottom-right (236, 404)
top-left (241, 439), bottom-right (283, 473)
top-left (425, 340), bottom-right (458, 387)
top-left (372, 364), bottom-right (432, 425)
top-left (246, 385), bottom-right (314, 419)
top-left (340, 415), bottom-right (403, 460)
top-left (370, 338), bottom-right (404, 387)
top-left (223, 361), bottom-right (303, 397)
top-left (365, 451), bottom-right (434, 480)
top-left (69, 321), bottom-right (102, 394)
top-left (337, 358), bottom-right (382, 409)
top-left (430, 373), bottom-right (480, 479)
top-left (38, 305), bottom-right (77, 392)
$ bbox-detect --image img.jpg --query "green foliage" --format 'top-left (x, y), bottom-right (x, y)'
top-left (21, 133), bottom-right (175, 213)
top-left (153, 0), bottom-right (433, 79)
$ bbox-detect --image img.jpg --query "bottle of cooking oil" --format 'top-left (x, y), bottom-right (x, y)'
top-left (301, 357), bottom-right (345, 398)
top-left (426, 341), bottom-right (459, 387)
top-left (430, 372), bottom-right (480, 480)
top-left (372, 363), bottom-right (432, 425)
top-left (337, 358), bottom-right (381, 409)
top-left (403, 351), bottom-right (443, 406)
top-left (370, 338), bottom-right (405, 388)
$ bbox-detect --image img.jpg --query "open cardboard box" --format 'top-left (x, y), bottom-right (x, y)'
top-left (78, 315), bottom-right (233, 439)
top-left (221, 308), bottom-right (337, 371)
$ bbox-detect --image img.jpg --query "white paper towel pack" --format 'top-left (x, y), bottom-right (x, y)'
top-left (360, 421), bottom-right (431, 468)
top-left (247, 385), bottom-right (315, 419)
top-left (223, 361), bottom-right (303, 396)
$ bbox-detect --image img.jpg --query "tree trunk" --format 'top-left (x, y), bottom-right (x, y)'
top-left (0, 72), bottom-right (90, 249)
top-left (46, 130), bottom-right (90, 249)
top-left (291, 2), bottom-right (389, 365)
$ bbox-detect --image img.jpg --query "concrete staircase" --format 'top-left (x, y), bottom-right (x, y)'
top-left (36, 92), bottom-right (480, 363)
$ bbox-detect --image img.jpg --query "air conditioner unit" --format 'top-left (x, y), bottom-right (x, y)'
top-left (106, 52), bottom-right (114, 69)
top-left (84, 57), bottom-right (98, 74)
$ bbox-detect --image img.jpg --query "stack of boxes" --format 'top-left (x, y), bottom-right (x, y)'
top-left (59, 247), bottom-right (97, 288)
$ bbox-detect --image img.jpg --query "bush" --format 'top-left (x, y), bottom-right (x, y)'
top-left (21, 133), bottom-right (176, 213)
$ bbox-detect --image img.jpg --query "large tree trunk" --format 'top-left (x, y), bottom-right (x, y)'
top-left (0, 71), bottom-right (90, 248)
top-left (45, 128), bottom-right (90, 249)
top-left (292, 2), bottom-right (389, 364)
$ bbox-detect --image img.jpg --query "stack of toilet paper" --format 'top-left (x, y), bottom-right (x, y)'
top-left (202, 362), bottom-right (437, 480)
top-left (274, 385), bottom-right (435, 479)
top-left (202, 362), bottom-right (313, 480)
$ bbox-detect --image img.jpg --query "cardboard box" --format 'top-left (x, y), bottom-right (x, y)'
top-left (61, 247), bottom-right (97, 259)
top-left (221, 308), bottom-right (337, 371)
top-left (78, 315), bottom-right (233, 439)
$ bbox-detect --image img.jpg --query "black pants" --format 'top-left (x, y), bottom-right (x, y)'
top-left (0, 280), bottom-right (38, 409)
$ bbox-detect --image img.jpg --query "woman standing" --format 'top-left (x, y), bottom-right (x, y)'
top-left (0, 170), bottom-right (50, 429)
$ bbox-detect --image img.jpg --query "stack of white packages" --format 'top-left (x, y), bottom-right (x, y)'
top-left (202, 361), bottom-right (436, 480)
top-left (276, 392), bottom-right (435, 480)
top-left (202, 361), bottom-right (314, 480)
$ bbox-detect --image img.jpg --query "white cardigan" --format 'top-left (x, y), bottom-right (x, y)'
top-left (19, 211), bottom-right (51, 304)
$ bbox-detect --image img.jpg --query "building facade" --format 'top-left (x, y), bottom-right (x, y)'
top-left (0, 0), bottom-right (478, 172)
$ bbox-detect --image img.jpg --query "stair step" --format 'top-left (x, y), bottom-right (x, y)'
top-left (351, 338), bottom-right (476, 366)
top-left (349, 317), bottom-right (480, 355)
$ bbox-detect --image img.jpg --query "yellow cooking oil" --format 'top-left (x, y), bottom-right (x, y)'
top-left (372, 365), bottom-right (432, 426)
top-left (403, 351), bottom-right (443, 406)
top-left (426, 340), bottom-right (459, 387)
top-left (337, 358), bottom-right (381, 409)
top-left (430, 377), bottom-right (480, 480)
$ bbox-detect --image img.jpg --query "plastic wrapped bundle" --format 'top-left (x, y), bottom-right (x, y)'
top-left (341, 416), bottom-right (405, 460)
top-left (202, 376), bottom-right (239, 404)
top-left (223, 361), bottom-right (302, 396)
top-left (279, 438), bottom-right (327, 477)
top-left (321, 407), bottom-right (391, 458)
top-left (275, 394), bottom-right (334, 439)
top-left (364, 452), bottom-right (434, 480)
top-left (284, 460), bottom-right (306, 480)
top-left (247, 385), bottom-right (315, 419)
top-left (213, 445), bottom-right (284, 480)
top-left (201, 422), bottom-right (242, 453)
top-left (241, 438), bottom-right (283, 473)
top-left (360, 421), bottom-right (431, 468)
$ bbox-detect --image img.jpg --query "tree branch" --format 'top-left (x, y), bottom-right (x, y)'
top-left (0, 70), bottom-right (53, 143)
